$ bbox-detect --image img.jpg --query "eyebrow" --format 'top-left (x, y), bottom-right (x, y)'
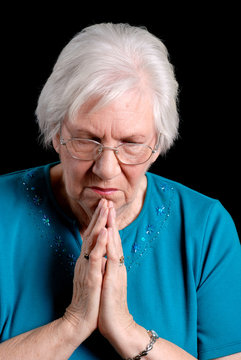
top-left (71, 129), bottom-right (146, 141)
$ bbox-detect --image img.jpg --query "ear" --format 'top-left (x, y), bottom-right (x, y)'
top-left (52, 133), bottom-right (61, 154)
top-left (149, 149), bottom-right (160, 166)
top-left (150, 132), bottom-right (162, 163)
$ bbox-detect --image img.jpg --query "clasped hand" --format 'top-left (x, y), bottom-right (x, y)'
top-left (63, 199), bottom-right (135, 349)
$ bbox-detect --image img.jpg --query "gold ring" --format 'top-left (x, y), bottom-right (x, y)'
top-left (119, 256), bottom-right (125, 266)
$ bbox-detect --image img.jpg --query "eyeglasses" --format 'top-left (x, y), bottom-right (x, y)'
top-left (60, 134), bottom-right (161, 165)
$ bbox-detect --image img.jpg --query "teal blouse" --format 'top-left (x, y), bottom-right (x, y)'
top-left (0, 163), bottom-right (241, 359)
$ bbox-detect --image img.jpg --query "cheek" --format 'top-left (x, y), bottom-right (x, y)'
top-left (122, 164), bottom-right (148, 193)
top-left (62, 159), bottom-right (91, 196)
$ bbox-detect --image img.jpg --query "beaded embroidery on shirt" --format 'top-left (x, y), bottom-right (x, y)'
top-left (21, 168), bottom-right (78, 277)
top-left (21, 168), bottom-right (174, 276)
top-left (123, 181), bottom-right (174, 273)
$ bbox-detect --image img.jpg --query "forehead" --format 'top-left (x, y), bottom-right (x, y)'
top-left (69, 91), bottom-right (155, 137)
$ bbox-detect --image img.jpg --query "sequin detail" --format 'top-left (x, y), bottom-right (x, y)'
top-left (156, 205), bottom-right (166, 216)
top-left (132, 242), bottom-right (140, 253)
top-left (21, 169), bottom-right (174, 276)
top-left (124, 181), bottom-right (174, 272)
top-left (21, 169), bottom-right (78, 277)
top-left (33, 195), bottom-right (42, 206)
top-left (145, 224), bottom-right (154, 235)
top-left (42, 214), bottom-right (50, 226)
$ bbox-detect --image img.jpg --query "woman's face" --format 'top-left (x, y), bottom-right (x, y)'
top-left (53, 91), bottom-right (159, 228)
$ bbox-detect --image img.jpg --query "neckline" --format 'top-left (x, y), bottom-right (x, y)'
top-left (44, 162), bottom-right (77, 226)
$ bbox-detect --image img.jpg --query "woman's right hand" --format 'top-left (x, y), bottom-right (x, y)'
top-left (63, 198), bottom-right (108, 348)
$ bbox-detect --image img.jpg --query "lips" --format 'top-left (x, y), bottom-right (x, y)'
top-left (90, 187), bottom-right (118, 195)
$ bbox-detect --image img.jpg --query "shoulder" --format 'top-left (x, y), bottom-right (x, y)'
top-left (146, 172), bottom-right (236, 234)
top-left (146, 171), bottom-right (221, 209)
top-left (0, 164), bottom-right (51, 208)
top-left (0, 164), bottom-right (44, 188)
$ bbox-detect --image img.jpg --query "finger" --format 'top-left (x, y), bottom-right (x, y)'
top-left (108, 200), bottom-right (114, 209)
top-left (75, 227), bottom-right (107, 281)
top-left (90, 206), bottom-right (108, 243)
top-left (106, 227), bottom-right (124, 268)
top-left (82, 203), bottom-right (108, 253)
top-left (90, 228), bottom-right (107, 260)
top-left (88, 228), bottom-right (108, 274)
top-left (107, 207), bottom-right (122, 251)
top-left (101, 257), bottom-right (107, 275)
top-left (70, 229), bottom-right (107, 339)
top-left (106, 207), bottom-right (125, 272)
top-left (107, 205), bottom-right (116, 228)
top-left (84, 199), bottom-right (106, 237)
top-left (105, 227), bottom-right (127, 293)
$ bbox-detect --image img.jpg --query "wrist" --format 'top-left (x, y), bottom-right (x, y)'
top-left (124, 330), bottom-right (159, 360)
top-left (109, 323), bottom-right (153, 359)
top-left (61, 309), bottom-right (93, 349)
top-left (48, 317), bottom-right (81, 354)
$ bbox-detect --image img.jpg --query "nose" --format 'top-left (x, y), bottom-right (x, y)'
top-left (92, 147), bottom-right (122, 180)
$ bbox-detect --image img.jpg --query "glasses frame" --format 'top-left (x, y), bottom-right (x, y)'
top-left (60, 133), bottom-right (161, 165)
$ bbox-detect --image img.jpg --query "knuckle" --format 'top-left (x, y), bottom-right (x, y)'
top-left (89, 252), bottom-right (100, 263)
top-left (97, 230), bottom-right (107, 244)
top-left (83, 276), bottom-right (93, 288)
top-left (84, 271), bottom-right (102, 288)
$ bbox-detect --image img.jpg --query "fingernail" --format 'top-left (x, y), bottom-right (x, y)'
top-left (99, 199), bottom-right (106, 208)
top-left (98, 199), bottom-right (103, 208)
top-left (102, 199), bottom-right (107, 207)
top-left (108, 201), bottom-right (113, 208)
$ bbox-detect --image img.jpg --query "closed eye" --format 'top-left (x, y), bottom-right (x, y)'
top-left (121, 137), bottom-right (146, 145)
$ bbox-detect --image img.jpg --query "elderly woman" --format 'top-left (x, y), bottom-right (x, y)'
top-left (0, 23), bottom-right (240, 360)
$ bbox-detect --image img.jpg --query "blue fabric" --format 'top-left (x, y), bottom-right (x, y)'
top-left (0, 163), bottom-right (240, 359)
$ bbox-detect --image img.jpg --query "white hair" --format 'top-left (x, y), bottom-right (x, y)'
top-left (36, 23), bottom-right (179, 154)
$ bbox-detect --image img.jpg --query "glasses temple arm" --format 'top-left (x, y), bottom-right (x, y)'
top-left (153, 132), bottom-right (162, 152)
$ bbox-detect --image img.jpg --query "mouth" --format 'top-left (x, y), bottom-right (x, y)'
top-left (90, 187), bottom-right (118, 196)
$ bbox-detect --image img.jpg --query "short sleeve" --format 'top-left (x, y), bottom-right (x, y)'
top-left (197, 201), bottom-right (241, 359)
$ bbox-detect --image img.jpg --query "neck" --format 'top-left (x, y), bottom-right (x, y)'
top-left (115, 176), bottom-right (147, 230)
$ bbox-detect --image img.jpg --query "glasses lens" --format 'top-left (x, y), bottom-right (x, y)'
top-left (64, 139), bottom-right (153, 164)
top-left (66, 139), bottom-right (100, 160)
top-left (117, 144), bottom-right (152, 164)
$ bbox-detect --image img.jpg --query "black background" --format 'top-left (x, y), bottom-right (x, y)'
top-left (1, 3), bottom-right (240, 236)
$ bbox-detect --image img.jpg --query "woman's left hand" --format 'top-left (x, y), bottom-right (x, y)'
top-left (98, 203), bottom-right (136, 349)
